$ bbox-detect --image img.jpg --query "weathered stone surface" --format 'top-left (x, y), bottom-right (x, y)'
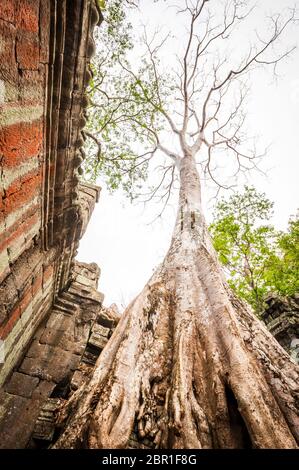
top-left (5, 372), bottom-right (39, 398)
top-left (0, 274), bottom-right (19, 325)
top-left (70, 370), bottom-right (87, 391)
top-left (81, 345), bottom-right (101, 366)
top-left (44, 312), bottom-right (74, 332)
top-left (262, 294), bottom-right (299, 363)
top-left (20, 347), bottom-right (81, 383)
top-left (91, 323), bottom-right (110, 338)
top-left (39, 322), bottom-right (90, 355)
top-left (32, 398), bottom-right (64, 442)
top-left (0, 0), bottom-right (107, 449)
top-left (97, 305), bottom-right (121, 329)
top-left (25, 339), bottom-right (52, 359)
top-left (32, 420), bottom-right (55, 442)
top-left (88, 331), bottom-right (108, 350)
top-left (88, 323), bottom-right (110, 350)
top-left (68, 283), bottom-right (104, 304)
top-left (32, 380), bottom-right (56, 401)
top-left (0, 253), bottom-right (119, 447)
top-left (0, 391), bottom-right (31, 449)
top-left (0, 379), bottom-right (55, 448)
top-left (0, 0), bottom-right (102, 388)
top-left (70, 361), bottom-right (94, 391)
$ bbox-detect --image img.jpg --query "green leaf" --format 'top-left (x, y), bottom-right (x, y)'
top-left (98, 0), bottom-right (106, 10)
top-left (210, 187), bottom-right (298, 314)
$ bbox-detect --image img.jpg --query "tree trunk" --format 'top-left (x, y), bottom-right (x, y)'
top-left (53, 155), bottom-right (299, 449)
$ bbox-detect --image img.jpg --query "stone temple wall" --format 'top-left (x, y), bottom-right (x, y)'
top-left (0, 0), bottom-right (112, 448)
top-left (0, 0), bottom-right (102, 386)
top-left (0, 260), bottom-right (120, 448)
top-left (261, 294), bottom-right (299, 364)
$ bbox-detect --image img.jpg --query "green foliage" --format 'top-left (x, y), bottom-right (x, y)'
top-left (98, 0), bottom-right (106, 9)
top-left (209, 187), bottom-right (299, 314)
top-left (268, 216), bottom-right (299, 296)
top-left (83, 0), bottom-right (171, 199)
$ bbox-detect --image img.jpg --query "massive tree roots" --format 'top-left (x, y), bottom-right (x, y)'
top-left (53, 237), bottom-right (299, 449)
top-left (53, 157), bottom-right (299, 449)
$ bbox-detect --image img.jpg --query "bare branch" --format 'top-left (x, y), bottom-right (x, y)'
top-left (212, 9), bottom-right (297, 92)
top-left (85, 131), bottom-right (102, 158)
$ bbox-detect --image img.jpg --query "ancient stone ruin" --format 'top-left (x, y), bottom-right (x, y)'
top-left (0, 0), bottom-right (110, 448)
top-left (261, 294), bottom-right (299, 364)
top-left (0, 0), bottom-right (298, 449)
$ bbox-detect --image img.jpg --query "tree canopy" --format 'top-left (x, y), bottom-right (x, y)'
top-left (84, 0), bottom-right (296, 205)
top-left (209, 186), bottom-right (299, 314)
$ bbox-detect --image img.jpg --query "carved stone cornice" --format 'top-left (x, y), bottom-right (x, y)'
top-left (42, 0), bottom-right (102, 252)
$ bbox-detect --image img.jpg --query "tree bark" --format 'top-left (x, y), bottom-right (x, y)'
top-left (53, 155), bottom-right (299, 449)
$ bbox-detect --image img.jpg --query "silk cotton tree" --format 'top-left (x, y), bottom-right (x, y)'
top-left (55, 0), bottom-right (299, 449)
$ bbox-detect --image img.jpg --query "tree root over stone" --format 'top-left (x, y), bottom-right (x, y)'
top-left (53, 156), bottom-right (299, 449)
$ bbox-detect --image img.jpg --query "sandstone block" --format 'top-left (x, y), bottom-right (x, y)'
top-left (20, 344), bottom-right (81, 383)
top-left (5, 371), bottom-right (39, 398)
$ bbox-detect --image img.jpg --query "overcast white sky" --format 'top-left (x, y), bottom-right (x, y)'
top-left (78, 0), bottom-right (299, 309)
